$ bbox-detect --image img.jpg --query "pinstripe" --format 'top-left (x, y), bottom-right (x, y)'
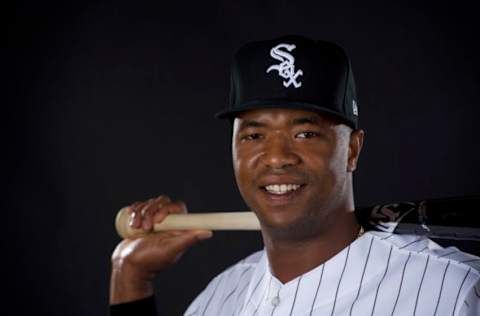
top-left (185, 306), bottom-right (199, 316)
top-left (218, 266), bottom-right (252, 314)
top-left (370, 245), bottom-right (393, 316)
top-left (237, 279), bottom-right (250, 298)
top-left (240, 272), bottom-right (266, 314)
top-left (288, 276), bottom-right (302, 316)
top-left (270, 294), bottom-right (278, 316)
top-left (413, 255), bottom-right (430, 315)
top-left (201, 274), bottom-right (224, 316)
top-left (451, 267), bottom-right (471, 316)
top-left (433, 261), bottom-right (450, 316)
top-left (349, 236), bottom-right (375, 316)
top-left (390, 253), bottom-right (411, 316)
top-left (330, 245), bottom-right (351, 316)
top-left (235, 267), bottom-right (257, 308)
top-left (232, 275), bottom-right (257, 316)
top-left (399, 237), bottom-right (423, 249)
top-left (381, 234), bottom-right (394, 240)
top-left (309, 264), bottom-right (325, 316)
top-left (252, 276), bottom-right (272, 316)
top-left (438, 250), bottom-right (458, 258)
top-left (184, 234), bottom-right (479, 316)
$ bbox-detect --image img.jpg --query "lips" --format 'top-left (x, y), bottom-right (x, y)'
top-left (257, 175), bottom-right (307, 205)
top-left (264, 184), bottom-right (302, 195)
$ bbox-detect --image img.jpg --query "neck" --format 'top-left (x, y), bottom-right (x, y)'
top-left (262, 210), bottom-right (360, 284)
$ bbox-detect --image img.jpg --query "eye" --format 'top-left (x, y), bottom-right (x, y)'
top-left (240, 133), bottom-right (263, 141)
top-left (296, 131), bottom-right (319, 139)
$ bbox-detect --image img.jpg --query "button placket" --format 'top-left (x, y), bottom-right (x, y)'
top-left (271, 292), bottom-right (280, 307)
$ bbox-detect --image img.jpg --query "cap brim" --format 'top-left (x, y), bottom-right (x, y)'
top-left (215, 100), bottom-right (357, 129)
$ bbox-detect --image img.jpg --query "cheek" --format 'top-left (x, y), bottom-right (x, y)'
top-left (232, 148), bottom-right (252, 187)
top-left (232, 140), bottom-right (241, 180)
top-left (306, 143), bottom-right (348, 183)
top-left (325, 148), bottom-right (347, 172)
top-left (233, 148), bottom-right (263, 199)
top-left (322, 144), bottom-right (350, 189)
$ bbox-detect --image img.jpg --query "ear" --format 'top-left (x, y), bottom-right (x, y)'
top-left (347, 129), bottom-right (364, 172)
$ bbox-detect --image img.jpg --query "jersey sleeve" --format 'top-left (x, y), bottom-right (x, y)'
top-left (458, 277), bottom-right (480, 316)
top-left (182, 274), bottom-right (224, 316)
top-left (183, 251), bottom-right (261, 315)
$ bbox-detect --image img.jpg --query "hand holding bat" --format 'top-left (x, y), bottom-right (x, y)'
top-left (110, 195), bottom-right (212, 304)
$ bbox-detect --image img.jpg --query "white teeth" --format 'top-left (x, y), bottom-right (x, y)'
top-left (265, 184), bottom-right (301, 195)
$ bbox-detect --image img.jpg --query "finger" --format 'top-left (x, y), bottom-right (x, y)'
top-left (152, 199), bottom-right (186, 225)
top-left (129, 201), bottom-right (150, 229)
top-left (162, 200), bottom-right (188, 215)
top-left (127, 202), bottom-right (141, 228)
top-left (140, 204), bottom-right (156, 231)
top-left (141, 196), bottom-right (168, 231)
top-left (153, 210), bottom-right (169, 225)
top-left (154, 195), bottom-right (171, 204)
top-left (148, 196), bottom-right (174, 226)
top-left (142, 197), bottom-right (168, 230)
top-left (127, 196), bottom-right (176, 230)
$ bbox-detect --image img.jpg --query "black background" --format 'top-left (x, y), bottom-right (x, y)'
top-left (6, 1), bottom-right (480, 315)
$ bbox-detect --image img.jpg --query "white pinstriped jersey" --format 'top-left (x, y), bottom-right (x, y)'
top-left (184, 232), bottom-right (480, 315)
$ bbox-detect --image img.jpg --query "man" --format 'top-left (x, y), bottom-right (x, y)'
top-left (110, 35), bottom-right (479, 315)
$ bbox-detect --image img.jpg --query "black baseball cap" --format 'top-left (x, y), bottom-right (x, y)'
top-left (215, 35), bottom-right (359, 129)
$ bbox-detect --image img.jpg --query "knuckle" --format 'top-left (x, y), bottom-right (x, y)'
top-left (132, 201), bottom-right (146, 213)
top-left (156, 195), bottom-right (171, 203)
top-left (140, 205), bottom-right (152, 218)
top-left (155, 202), bottom-right (170, 214)
top-left (152, 196), bottom-right (173, 212)
top-left (128, 204), bottom-right (137, 213)
top-left (172, 200), bottom-right (188, 213)
top-left (175, 200), bottom-right (187, 209)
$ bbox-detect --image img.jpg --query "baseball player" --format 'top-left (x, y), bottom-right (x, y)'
top-left (109, 35), bottom-right (480, 315)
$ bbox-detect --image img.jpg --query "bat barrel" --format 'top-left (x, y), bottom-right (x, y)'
top-left (356, 196), bottom-right (480, 241)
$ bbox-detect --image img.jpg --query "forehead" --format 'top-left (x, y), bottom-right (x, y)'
top-left (233, 108), bottom-right (340, 127)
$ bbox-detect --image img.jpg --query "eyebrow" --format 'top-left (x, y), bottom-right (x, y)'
top-left (239, 120), bottom-right (267, 129)
top-left (238, 116), bottom-right (321, 131)
top-left (291, 116), bottom-right (321, 126)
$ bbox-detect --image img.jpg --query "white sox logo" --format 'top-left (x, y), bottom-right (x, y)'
top-left (266, 43), bottom-right (303, 88)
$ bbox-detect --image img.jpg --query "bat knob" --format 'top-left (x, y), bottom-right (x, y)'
top-left (115, 207), bottom-right (145, 239)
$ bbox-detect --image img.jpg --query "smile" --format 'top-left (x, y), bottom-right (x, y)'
top-left (263, 184), bottom-right (302, 195)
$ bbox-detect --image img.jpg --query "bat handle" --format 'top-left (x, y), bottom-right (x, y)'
top-left (115, 208), bottom-right (261, 239)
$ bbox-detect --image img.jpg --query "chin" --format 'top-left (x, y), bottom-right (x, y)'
top-left (256, 209), bottom-right (325, 241)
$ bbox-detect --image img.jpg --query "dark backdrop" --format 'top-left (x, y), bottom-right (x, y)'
top-left (6, 1), bottom-right (480, 315)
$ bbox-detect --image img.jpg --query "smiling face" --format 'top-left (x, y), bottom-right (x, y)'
top-left (232, 108), bottom-right (363, 241)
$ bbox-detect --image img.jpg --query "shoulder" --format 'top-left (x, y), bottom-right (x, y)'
top-left (367, 231), bottom-right (480, 275)
top-left (207, 249), bottom-right (264, 283)
top-left (368, 231), bottom-right (480, 314)
top-left (205, 249), bottom-right (264, 288)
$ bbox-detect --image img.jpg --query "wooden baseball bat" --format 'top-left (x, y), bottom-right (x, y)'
top-left (115, 196), bottom-right (480, 240)
top-left (115, 208), bottom-right (260, 239)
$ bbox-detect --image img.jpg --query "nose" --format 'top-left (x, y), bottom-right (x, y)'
top-left (260, 134), bottom-right (300, 169)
